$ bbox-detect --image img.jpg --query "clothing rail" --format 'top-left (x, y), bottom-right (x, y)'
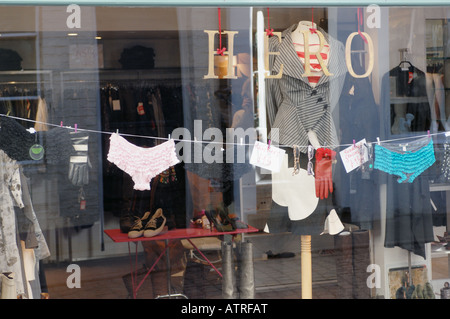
top-left (0, 96), bottom-right (41, 101)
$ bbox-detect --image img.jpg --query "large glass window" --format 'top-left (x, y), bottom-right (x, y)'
top-left (0, 4), bottom-right (449, 303)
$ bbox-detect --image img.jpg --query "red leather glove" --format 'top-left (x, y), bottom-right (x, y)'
top-left (314, 148), bottom-right (336, 200)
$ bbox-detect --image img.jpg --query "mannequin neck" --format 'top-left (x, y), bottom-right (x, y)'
top-left (295, 21), bottom-right (317, 32)
top-left (292, 21), bottom-right (322, 46)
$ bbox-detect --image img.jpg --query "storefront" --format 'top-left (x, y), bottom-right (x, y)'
top-left (0, 0), bottom-right (449, 301)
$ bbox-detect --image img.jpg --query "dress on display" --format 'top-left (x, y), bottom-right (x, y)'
top-left (378, 62), bottom-right (435, 258)
top-left (0, 149), bottom-right (50, 297)
top-left (387, 64), bottom-right (431, 134)
top-left (182, 82), bottom-right (252, 183)
top-left (334, 56), bottom-right (381, 230)
top-left (376, 137), bottom-right (435, 258)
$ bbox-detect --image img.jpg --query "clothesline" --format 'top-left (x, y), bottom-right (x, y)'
top-left (0, 113), bottom-right (446, 150)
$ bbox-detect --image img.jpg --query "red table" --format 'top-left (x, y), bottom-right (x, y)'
top-left (104, 226), bottom-right (259, 299)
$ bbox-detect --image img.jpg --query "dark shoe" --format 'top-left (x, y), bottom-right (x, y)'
top-left (120, 211), bottom-right (134, 233)
top-left (229, 213), bottom-right (248, 229)
top-left (144, 208), bottom-right (167, 238)
top-left (128, 211), bottom-right (151, 239)
top-left (217, 207), bottom-right (236, 229)
top-left (206, 210), bottom-right (234, 232)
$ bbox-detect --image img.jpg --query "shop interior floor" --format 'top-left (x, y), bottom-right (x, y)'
top-left (41, 251), bottom-right (448, 299)
top-left (41, 252), bottom-right (338, 299)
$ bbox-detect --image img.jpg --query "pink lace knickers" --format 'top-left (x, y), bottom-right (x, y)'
top-left (107, 133), bottom-right (180, 190)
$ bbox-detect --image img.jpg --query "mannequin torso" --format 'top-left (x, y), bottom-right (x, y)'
top-left (291, 21), bottom-right (330, 88)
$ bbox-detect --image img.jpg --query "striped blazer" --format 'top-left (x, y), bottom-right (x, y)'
top-left (266, 24), bottom-right (348, 153)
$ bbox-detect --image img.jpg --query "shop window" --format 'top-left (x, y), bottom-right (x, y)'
top-left (0, 4), bottom-right (449, 302)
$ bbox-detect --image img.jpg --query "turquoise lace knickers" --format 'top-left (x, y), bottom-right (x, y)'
top-left (374, 137), bottom-right (435, 183)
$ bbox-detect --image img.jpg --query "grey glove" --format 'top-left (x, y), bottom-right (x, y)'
top-left (68, 132), bottom-right (91, 186)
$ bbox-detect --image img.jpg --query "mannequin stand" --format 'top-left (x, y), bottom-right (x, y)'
top-left (301, 235), bottom-right (312, 299)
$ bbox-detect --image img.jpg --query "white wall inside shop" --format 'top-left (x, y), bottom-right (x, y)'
top-left (0, 6), bottom-right (184, 70)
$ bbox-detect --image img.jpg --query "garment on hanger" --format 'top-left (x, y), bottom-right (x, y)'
top-left (438, 135), bottom-right (450, 183)
top-left (58, 84), bottom-right (106, 228)
top-left (334, 56), bottom-right (381, 230)
top-left (34, 97), bottom-right (49, 132)
top-left (0, 116), bottom-right (35, 162)
top-left (20, 126), bottom-right (74, 233)
top-left (387, 63), bottom-right (431, 134)
top-left (0, 149), bottom-right (26, 296)
top-left (183, 82), bottom-right (252, 182)
top-left (18, 168), bottom-right (50, 298)
top-left (378, 137), bottom-right (435, 258)
top-left (0, 87), bottom-right (43, 128)
top-left (0, 148), bottom-right (51, 298)
top-left (100, 82), bottom-right (184, 220)
top-left (150, 88), bottom-right (166, 144)
top-left (182, 82), bottom-right (225, 181)
top-left (265, 23), bottom-right (348, 153)
top-left (43, 127), bottom-right (73, 168)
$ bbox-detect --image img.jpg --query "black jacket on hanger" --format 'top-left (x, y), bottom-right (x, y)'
top-left (388, 64), bottom-right (431, 133)
top-left (379, 64), bottom-right (435, 258)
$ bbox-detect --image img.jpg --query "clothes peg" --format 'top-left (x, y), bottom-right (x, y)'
top-left (268, 139), bottom-right (271, 150)
top-left (60, 121), bottom-right (63, 127)
top-left (353, 139), bottom-right (356, 148)
top-left (427, 130), bottom-right (430, 138)
top-left (377, 137), bottom-right (380, 145)
top-left (74, 124), bottom-right (77, 133)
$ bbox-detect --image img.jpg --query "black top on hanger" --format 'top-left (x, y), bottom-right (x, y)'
top-left (397, 48), bottom-right (414, 71)
top-left (398, 59), bottom-right (414, 71)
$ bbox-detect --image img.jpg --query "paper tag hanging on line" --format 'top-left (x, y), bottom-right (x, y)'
top-left (250, 141), bottom-right (285, 172)
top-left (339, 138), bottom-right (369, 173)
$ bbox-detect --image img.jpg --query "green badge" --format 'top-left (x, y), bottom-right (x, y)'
top-left (29, 144), bottom-right (44, 161)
